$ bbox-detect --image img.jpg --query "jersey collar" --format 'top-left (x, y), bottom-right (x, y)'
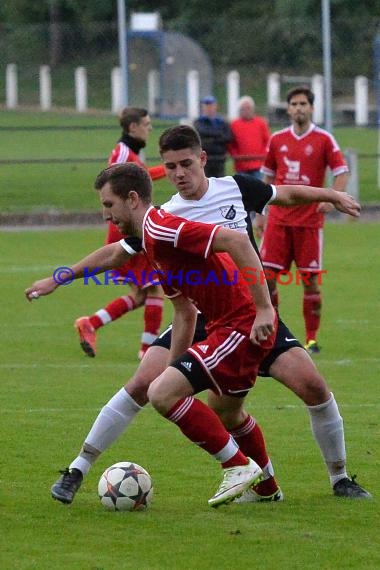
top-left (290, 122), bottom-right (316, 140)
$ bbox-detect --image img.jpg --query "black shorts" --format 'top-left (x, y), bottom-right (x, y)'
top-left (258, 319), bottom-right (303, 377)
top-left (152, 313), bottom-right (303, 378)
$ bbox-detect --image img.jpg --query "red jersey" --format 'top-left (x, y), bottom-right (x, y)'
top-left (106, 139), bottom-right (166, 282)
top-left (106, 140), bottom-right (166, 245)
top-left (108, 141), bottom-right (166, 181)
top-left (141, 207), bottom-right (258, 335)
top-left (228, 116), bottom-right (271, 172)
top-left (262, 124), bottom-right (348, 228)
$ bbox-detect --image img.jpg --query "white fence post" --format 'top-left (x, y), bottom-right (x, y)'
top-left (267, 72), bottom-right (281, 107)
top-left (75, 67), bottom-right (87, 113)
top-left (6, 64), bottom-right (18, 109)
top-left (40, 65), bottom-right (52, 110)
top-left (355, 75), bottom-right (368, 126)
top-left (312, 74), bottom-right (324, 125)
top-left (111, 67), bottom-right (123, 114)
top-left (147, 69), bottom-right (160, 116)
top-left (227, 70), bottom-right (240, 120)
top-left (345, 149), bottom-right (359, 201)
top-left (186, 70), bottom-right (200, 121)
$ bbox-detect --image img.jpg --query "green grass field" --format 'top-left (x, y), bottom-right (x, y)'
top-left (0, 110), bottom-right (379, 215)
top-left (1, 221), bottom-right (379, 569)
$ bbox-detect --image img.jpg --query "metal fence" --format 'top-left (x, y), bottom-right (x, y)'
top-left (0, 16), bottom-right (379, 119)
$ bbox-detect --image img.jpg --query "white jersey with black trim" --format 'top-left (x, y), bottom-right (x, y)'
top-left (161, 175), bottom-right (277, 232)
top-left (120, 174), bottom-right (277, 255)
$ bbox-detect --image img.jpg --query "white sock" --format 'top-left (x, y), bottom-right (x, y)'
top-left (213, 436), bottom-right (239, 463)
top-left (307, 392), bottom-right (348, 485)
top-left (69, 388), bottom-right (142, 476)
top-left (95, 308), bottom-right (112, 325)
top-left (262, 459), bottom-right (274, 480)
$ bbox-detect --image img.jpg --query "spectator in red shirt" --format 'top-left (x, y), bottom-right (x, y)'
top-left (228, 96), bottom-right (271, 180)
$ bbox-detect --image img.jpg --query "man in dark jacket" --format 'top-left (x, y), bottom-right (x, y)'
top-left (194, 95), bottom-right (232, 177)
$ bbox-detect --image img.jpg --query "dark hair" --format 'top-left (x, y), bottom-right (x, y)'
top-left (286, 86), bottom-right (314, 105)
top-left (119, 107), bottom-right (149, 134)
top-left (94, 163), bottom-right (152, 204)
top-left (159, 125), bottom-right (202, 155)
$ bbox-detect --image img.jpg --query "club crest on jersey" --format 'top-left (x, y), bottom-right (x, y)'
top-left (304, 144), bottom-right (314, 156)
top-left (220, 205), bottom-right (236, 220)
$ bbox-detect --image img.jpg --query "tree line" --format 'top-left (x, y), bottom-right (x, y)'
top-left (1, 1), bottom-right (379, 77)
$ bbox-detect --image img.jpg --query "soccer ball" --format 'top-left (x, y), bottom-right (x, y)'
top-left (98, 461), bottom-right (153, 512)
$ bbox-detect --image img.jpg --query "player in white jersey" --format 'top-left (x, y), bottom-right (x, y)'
top-left (25, 126), bottom-right (370, 504)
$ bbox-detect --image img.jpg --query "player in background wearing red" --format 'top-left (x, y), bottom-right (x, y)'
top-left (228, 95), bottom-right (271, 180)
top-left (75, 108), bottom-right (166, 360)
top-left (257, 86), bottom-right (349, 354)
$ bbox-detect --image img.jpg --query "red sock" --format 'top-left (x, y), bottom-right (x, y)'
top-left (166, 397), bottom-right (248, 468)
top-left (89, 295), bottom-right (136, 330)
top-left (140, 296), bottom-right (164, 353)
top-left (270, 289), bottom-right (279, 309)
top-left (230, 415), bottom-right (279, 495)
top-left (303, 292), bottom-right (322, 342)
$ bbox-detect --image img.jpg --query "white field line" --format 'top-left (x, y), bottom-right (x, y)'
top-left (1, 358), bottom-right (380, 370)
top-left (315, 358), bottom-right (380, 365)
top-left (0, 402), bottom-right (378, 414)
top-left (1, 322), bottom-right (68, 328)
top-left (335, 319), bottom-right (370, 325)
top-left (1, 265), bottom-right (56, 273)
top-left (0, 362), bottom-right (135, 369)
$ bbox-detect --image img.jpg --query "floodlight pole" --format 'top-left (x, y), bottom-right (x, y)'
top-left (117, 0), bottom-right (128, 107)
top-left (374, 33), bottom-right (380, 189)
top-left (321, 0), bottom-right (333, 133)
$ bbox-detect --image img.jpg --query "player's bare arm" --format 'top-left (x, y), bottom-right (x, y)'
top-left (254, 172), bottom-right (274, 238)
top-left (168, 295), bottom-right (198, 363)
top-left (212, 228), bottom-right (275, 345)
top-left (25, 242), bottom-right (130, 301)
top-left (332, 171), bottom-right (349, 192)
top-left (274, 184), bottom-right (360, 218)
top-left (253, 213), bottom-right (265, 240)
top-left (317, 171), bottom-right (350, 213)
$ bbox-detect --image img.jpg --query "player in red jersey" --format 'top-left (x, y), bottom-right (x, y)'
top-left (26, 127), bottom-right (369, 505)
top-left (27, 162), bottom-right (279, 507)
top-left (75, 107), bottom-right (166, 360)
top-left (257, 86), bottom-right (349, 354)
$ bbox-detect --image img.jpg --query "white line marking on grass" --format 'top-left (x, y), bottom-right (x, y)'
top-left (2, 322), bottom-right (62, 328)
top-left (0, 362), bottom-right (135, 369)
top-left (336, 319), bottom-right (369, 325)
top-left (1, 265), bottom-right (56, 273)
top-left (27, 408), bottom-right (102, 413)
top-left (1, 403), bottom-right (378, 414)
top-left (316, 358), bottom-right (380, 366)
top-left (270, 403), bottom-right (379, 409)
top-left (2, 359), bottom-right (379, 370)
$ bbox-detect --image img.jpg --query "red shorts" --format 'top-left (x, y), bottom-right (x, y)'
top-left (186, 320), bottom-right (277, 396)
top-left (260, 223), bottom-right (323, 272)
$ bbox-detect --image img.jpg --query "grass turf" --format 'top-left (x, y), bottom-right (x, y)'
top-left (0, 221), bottom-right (379, 569)
top-left (0, 110), bottom-right (379, 215)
